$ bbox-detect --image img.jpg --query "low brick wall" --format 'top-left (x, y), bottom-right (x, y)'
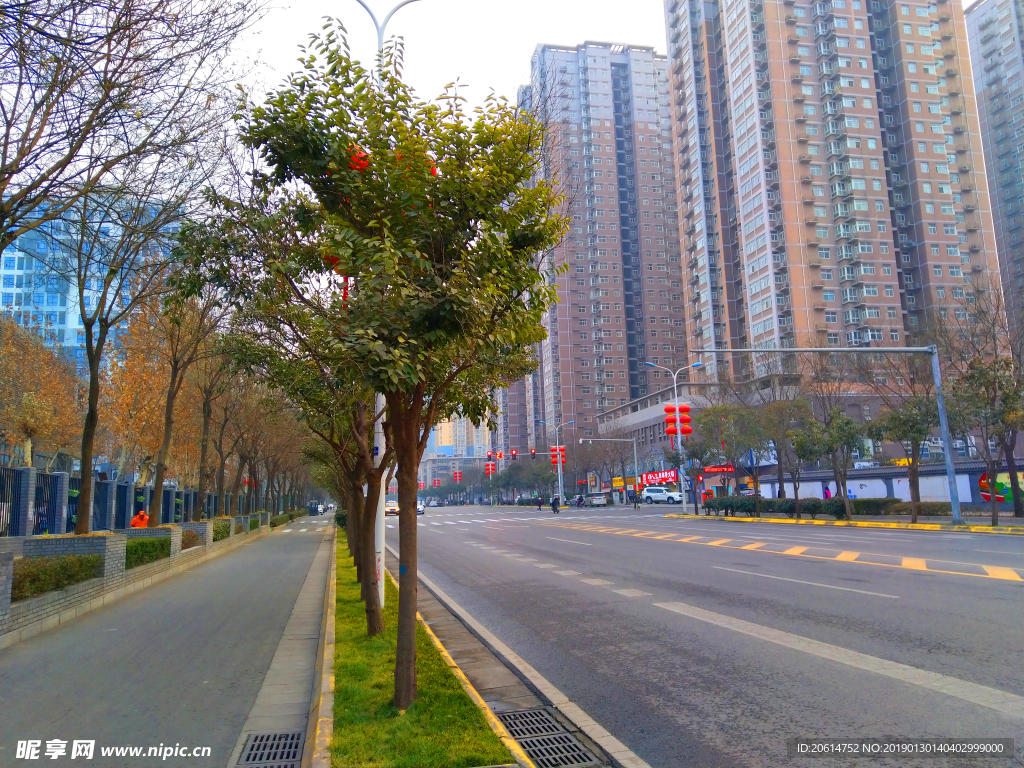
top-left (0, 537), bottom-right (25, 559)
top-left (0, 552), bottom-right (12, 615)
top-left (0, 525), bottom-right (268, 650)
top-left (235, 515), bottom-right (249, 535)
top-left (23, 534), bottom-right (126, 579)
top-left (181, 521), bottom-right (213, 547)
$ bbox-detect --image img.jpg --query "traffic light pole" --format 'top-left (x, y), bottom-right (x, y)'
top-left (693, 345), bottom-right (962, 525)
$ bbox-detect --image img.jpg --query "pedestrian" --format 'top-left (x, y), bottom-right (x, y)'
top-left (551, 495), bottom-right (559, 515)
top-left (823, 487), bottom-right (831, 500)
top-left (537, 497), bottom-right (543, 512)
top-left (130, 510), bottom-right (149, 528)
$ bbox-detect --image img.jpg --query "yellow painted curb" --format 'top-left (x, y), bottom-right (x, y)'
top-left (664, 513), bottom-right (1024, 534)
top-left (385, 570), bottom-right (533, 768)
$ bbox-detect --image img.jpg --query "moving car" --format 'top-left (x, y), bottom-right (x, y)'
top-left (643, 486), bottom-right (684, 504)
top-left (416, 500), bottom-right (425, 515)
top-left (384, 500), bottom-right (400, 515)
top-left (586, 494), bottom-right (608, 507)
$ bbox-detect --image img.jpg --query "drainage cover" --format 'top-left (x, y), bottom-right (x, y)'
top-left (517, 733), bottom-right (602, 768)
top-left (496, 710), bottom-right (603, 768)
top-left (237, 732), bottom-right (303, 768)
top-left (497, 708), bottom-right (566, 738)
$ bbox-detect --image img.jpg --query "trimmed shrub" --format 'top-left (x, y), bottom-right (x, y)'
top-left (334, 510), bottom-right (347, 529)
top-left (249, 517), bottom-right (259, 531)
top-left (213, 519), bottom-right (231, 541)
top-left (889, 501), bottom-right (954, 516)
top-left (850, 497), bottom-right (902, 515)
top-left (181, 529), bottom-right (202, 550)
top-left (12, 554), bottom-right (102, 601)
top-left (234, 523), bottom-right (244, 535)
top-left (271, 514), bottom-right (291, 528)
top-left (517, 498), bottom-right (543, 506)
top-left (125, 538), bottom-right (171, 569)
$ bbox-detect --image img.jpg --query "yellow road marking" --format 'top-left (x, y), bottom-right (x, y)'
top-left (537, 522), bottom-right (1024, 583)
top-left (982, 565), bottom-right (1023, 581)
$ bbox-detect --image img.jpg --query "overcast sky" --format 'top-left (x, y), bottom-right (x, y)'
top-left (239, 0), bottom-right (668, 106)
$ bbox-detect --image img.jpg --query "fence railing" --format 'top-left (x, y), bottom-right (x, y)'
top-left (0, 466), bottom-right (23, 537)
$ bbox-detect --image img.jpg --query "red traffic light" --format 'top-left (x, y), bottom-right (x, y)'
top-left (531, 448), bottom-right (537, 459)
top-left (487, 450), bottom-right (493, 459)
top-left (511, 449), bottom-right (518, 459)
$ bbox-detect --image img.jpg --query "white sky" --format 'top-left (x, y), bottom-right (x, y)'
top-left (239, 0), bottom-right (667, 107)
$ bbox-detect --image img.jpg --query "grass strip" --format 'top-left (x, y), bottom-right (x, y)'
top-left (331, 536), bottom-right (512, 768)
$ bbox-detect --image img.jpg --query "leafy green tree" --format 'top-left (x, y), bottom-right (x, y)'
top-left (820, 408), bottom-right (861, 521)
top-left (787, 420), bottom-right (826, 519)
top-left (694, 404), bottom-right (751, 500)
top-left (866, 396), bottom-right (938, 524)
top-left (678, 434), bottom-right (721, 515)
top-left (234, 30), bottom-right (567, 707)
top-left (950, 357), bottom-right (1024, 526)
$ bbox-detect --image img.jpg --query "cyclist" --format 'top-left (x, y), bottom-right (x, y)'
top-left (550, 495), bottom-right (560, 515)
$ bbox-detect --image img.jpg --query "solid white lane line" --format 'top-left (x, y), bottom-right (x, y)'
top-left (710, 566), bottom-right (900, 599)
top-left (654, 599), bottom-right (1024, 721)
top-left (546, 537), bottom-right (593, 546)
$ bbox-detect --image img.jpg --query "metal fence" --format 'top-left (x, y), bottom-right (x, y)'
top-left (0, 466), bottom-right (22, 536)
top-left (66, 477), bottom-right (82, 532)
top-left (114, 484), bottom-right (132, 529)
top-left (33, 472), bottom-right (62, 535)
top-left (93, 480), bottom-right (111, 530)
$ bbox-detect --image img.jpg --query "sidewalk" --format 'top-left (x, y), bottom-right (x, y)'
top-left (0, 520), bottom-right (329, 767)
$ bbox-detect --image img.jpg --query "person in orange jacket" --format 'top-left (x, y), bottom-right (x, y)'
top-left (130, 510), bottom-right (149, 528)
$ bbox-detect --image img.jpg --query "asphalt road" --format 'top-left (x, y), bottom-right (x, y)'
top-left (0, 522), bottom-right (327, 768)
top-left (389, 505), bottom-right (1024, 768)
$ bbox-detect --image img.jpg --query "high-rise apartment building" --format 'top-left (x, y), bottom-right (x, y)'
top-left (515, 42), bottom-right (678, 444)
top-left (664, 0), bottom-right (998, 373)
top-left (967, 0), bottom-right (1024, 330)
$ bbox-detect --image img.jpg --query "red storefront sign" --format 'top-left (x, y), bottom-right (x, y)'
top-left (641, 469), bottom-right (679, 486)
top-left (704, 465), bottom-right (735, 474)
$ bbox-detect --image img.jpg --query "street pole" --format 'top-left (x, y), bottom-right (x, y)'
top-left (539, 419), bottom-right (573, 507)
top-left (692, 346), bottom-right (963, 525)
top-left (352, 0), bottom-right (426, 610)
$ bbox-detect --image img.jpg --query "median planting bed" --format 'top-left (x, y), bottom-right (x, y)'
top-left (213, 519), bottom-right (231, 541)
top-left (331, 535), bottom-right (511, 768)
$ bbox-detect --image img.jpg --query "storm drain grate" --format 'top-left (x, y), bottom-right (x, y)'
top-left (237, 732), bottom-right (303, 768)
top-left (496, 710), bottom-right (603, 768)
top-left (496, 708), bottom-right (566, 738)
top-left (517, 733), bottom-right (603, 768)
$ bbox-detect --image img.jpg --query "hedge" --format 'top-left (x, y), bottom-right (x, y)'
top-left (125, 537), bottom-right (171, 569)
top-left (249, 517), bottom-right (260, 531)
top-left (181, 529), bottom-right (202, 550)
top-left (334, 510), bottom-right (347, 529)
top-left (212, 519), bottom-right (231, 542)
top-left (701, 496), bottom-right (907, 519)
top-left (12, 554), bottom-right (102, 601)
top-left (271, 514), bottom-right (291, 528)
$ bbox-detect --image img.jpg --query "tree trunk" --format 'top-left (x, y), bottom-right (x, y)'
top-left (1001, 432), bottom-right (1023, 518)
top-left (76, 336), bottom-right (105, 535)
top-left (793, 480), bottom-right (802, 519)
top-left (195, 393), bottom-right (214, 520)
top-left (359, 478), bottom-right (383, 637)
top-left (908, 441), bottom-right (921, 525)
top-left (990, 456), bottom-right (1000, 527)
top-left (776, 463), bottom-right (785, 498)
top-left (148, 364), bottom-right (182, 527)
top-left (394, 440), bottom-right (419, 711)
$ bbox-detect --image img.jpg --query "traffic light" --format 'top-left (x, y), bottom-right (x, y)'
top-left (531, 448), bottom-right (537, 459)
top-left (697, 474), bottom-right (703, 483)
top-left (487, 450), bottom-right (493, 460)
top-left (511, 449), bottom-right (518, 460)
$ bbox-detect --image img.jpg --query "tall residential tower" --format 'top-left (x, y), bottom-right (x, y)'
top-left (664, 0), bottom-right (999, 374)
top-left (516, 42), bottom-right (678, 446)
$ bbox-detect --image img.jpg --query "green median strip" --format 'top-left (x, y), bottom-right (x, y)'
top-left (331, 537), bottom-right (513, 768)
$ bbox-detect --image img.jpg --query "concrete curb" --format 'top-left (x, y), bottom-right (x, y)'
top-left (393, 547), bottom-right (650, 768)
top-left (384, 569), bottom-right (530, 768)
top-left (664, 513), bottom-right (1024, 535)
top-left (306, 527), bottom-right (337, 768)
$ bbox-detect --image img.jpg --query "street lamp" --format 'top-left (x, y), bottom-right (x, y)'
top-left (539, 419), bottom-right (574, 507)
top-left (580, 436), bottom-right (640, 508)
top-left (645, 360), bottom-right (702, 449)
top-left (692, 345), bottom-right (963, 525)
top-left (353, 0), bottom-right (426, 609)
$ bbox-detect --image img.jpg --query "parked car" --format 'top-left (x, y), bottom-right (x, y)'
top-left (586, 494), bottom-right (608, 507)
top-left (428, 500), bottom-right (438, 507)
top-left (384, 500), bottom-right (400, 515)
top-left (643, 486), bottom-right (683, 504)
